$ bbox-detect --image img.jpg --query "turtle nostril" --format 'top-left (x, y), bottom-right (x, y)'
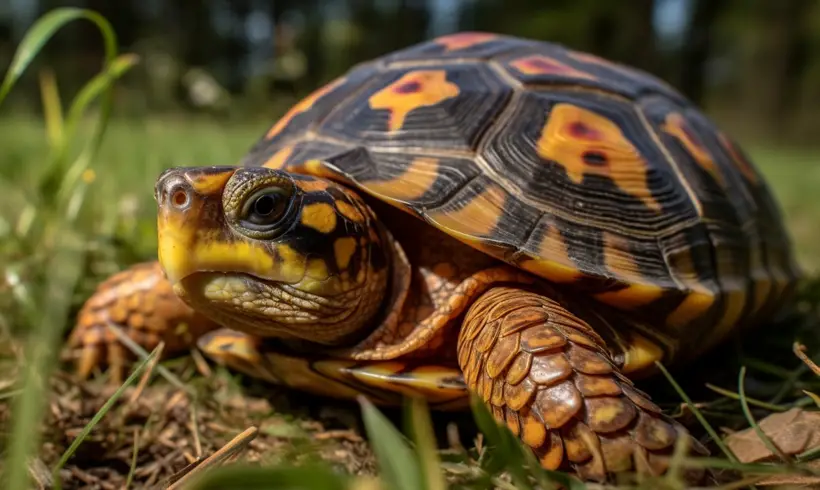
top-left (169, 185), bottom-right (191, 209)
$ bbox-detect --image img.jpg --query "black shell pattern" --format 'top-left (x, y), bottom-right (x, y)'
top-left (238, 32), bottom-right (801, 350)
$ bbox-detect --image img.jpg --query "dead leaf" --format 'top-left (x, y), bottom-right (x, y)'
top-left (725, 408), bottom-right (820, 487)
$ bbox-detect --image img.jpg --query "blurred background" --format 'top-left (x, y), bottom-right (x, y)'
top-left (1, 0), bottom-right (819, 139)
top-left (0, 0), bottom-right (819, 273)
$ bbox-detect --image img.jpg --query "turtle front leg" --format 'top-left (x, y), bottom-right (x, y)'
top-left (66, 261), bottom-right (220, 383)
top-left (458, 286), bottom-right (707, 483)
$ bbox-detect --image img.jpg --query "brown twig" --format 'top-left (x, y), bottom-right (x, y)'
top-left (165, 426), bottom-right (259, 490)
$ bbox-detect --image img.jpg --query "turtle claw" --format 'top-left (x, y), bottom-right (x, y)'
top-left (73, 342), bottom-right (102, 380)
top-left (66, 261), bottom-right (220, 383)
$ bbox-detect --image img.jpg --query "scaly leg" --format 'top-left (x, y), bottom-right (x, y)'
top-left (458, 286), bottom-right (708, 483)
top-left (66, 261), bottom-right (220, 383)
top-left (196, 328), bottom-right (469, 410)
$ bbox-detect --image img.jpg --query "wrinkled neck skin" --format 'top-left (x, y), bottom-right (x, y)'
top-left (156, 165), bottom-right (394, 348)
top-left (177, 222), bottom-right (394, 348)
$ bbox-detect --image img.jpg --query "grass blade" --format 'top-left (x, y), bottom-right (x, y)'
top-left (0, 8), bottom-right (117, 107)
top-left (51, 344), bottom-right (163, 484)
top-left (359, 396), bottom-right (422, 490)
top-left (655, 361), bottom-right (740, 463)
top-left (38, 68), bottom-right (64, 148)
top-left (404, 397), bottom-right (446, 490)
top-left (185, 464), bottom-right (351, 490)
top-left (738, 366), bottom-right (793, 465)
top-left (3, 233), bottom-right (85, 490)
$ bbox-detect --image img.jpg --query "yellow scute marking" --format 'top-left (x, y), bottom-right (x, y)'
top-left (362, 157), bottom-right (439, 203)
top-left (719, 133), bottom-right (759, 184)
top-left (369, 70), bottom-right (459, 132)
top-left (301, 202), bottom-right (337, 233)
top-left (266, 77), bottom-right (345, 139)
top-left (621, 332), bottom-right (664, 374)
top-left (263, 145), bottom-right (294, 170)
top-left (521, 224), bottom-right (581, 283)
top-left (593, 232), bottom-right (664, 308)
top-left (665, 289), bottom-right (715, 330)
top-left (427, 185), bottom-right (505, 240)
top-left (538, 103), bottom-right (660, 211)
top-left (334, 237), bottom-right (358, 270)
top-left (661, 112), bottom-right (724, 186)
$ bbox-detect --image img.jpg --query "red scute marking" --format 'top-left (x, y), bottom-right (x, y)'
top-left (568, 121), bottom-right (603, 140)
top-left (394, 81), bottom-right (422, 94)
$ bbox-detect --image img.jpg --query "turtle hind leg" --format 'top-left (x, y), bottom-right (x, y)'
top-left (197, 328), bottom-right (469, 410)
top-left (66, 261), bottom-right (220, 383)
top-left (457, 286), bottom-right (709, 484)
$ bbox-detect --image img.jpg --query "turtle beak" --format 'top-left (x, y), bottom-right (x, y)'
top-left (155, 166), bottom-right (238, 286)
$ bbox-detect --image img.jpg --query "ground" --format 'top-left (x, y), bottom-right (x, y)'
top-left (1, 114), bottom-right (820, 489)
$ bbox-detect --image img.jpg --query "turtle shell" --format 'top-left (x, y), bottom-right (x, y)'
top-left (240, 32), bottom-right (801, 344)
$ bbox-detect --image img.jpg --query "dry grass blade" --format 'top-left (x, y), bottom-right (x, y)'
top-left (165, 426), bottom-right (259, 490)
top-left (705, 384), bottom-right (789, 412)
top-left (794, 342), bottom-right (820, 377)
top-left (129, 341), bottom-right (164, 404)
top-left (106, 322), bottom-right (188, 392)
top-left (124, 428), bottom-right (140, 490)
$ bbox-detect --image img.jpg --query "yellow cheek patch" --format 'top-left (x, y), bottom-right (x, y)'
top-left (306, 258), bottom-right (330, 280)
top-left (334, 237), bottom-right (359, 270)
top-left (274, 244), bottom-right (308, 283)
top-left (336, 200), bottom-right (364, 223)
top-left (300, 202), bottom-right (337, 233)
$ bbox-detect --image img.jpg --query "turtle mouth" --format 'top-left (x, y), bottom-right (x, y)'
top-left (172, 270), bottom-right (360, 341)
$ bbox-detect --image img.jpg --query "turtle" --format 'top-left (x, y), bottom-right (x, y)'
top-left (66, 32), bottom-right (801, 483)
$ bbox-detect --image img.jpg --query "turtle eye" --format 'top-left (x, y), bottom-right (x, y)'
top-left (240, 187), bottom-right (291, 231)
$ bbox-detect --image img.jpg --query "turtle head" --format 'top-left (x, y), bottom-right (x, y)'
top-left (154, 165), bottom-right (390, 345)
